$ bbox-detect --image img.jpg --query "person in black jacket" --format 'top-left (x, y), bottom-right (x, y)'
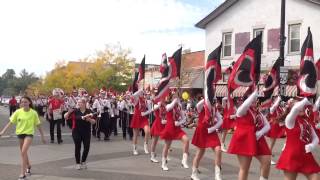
top-left (64, 98), bottom-right (96, 170)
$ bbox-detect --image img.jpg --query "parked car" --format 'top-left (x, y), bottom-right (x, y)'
top-left (1, 96), bottom-right (11, 106)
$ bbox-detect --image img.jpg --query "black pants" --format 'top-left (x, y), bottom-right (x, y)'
top-left (128, 114), bottom-right (133, 139)
top-left (92, 123), bottom-right (96, 137)
top-left (110, 116), bottom-right (118, 136)
top-left (120, 111), bottom-right (127, 139)
top-left (72, 130), bottom-right (91, 164)
top-left (97, 113), bottom-right (109, 139)
top-left (49, 119), bottom-right (62, 142)
top-left (9, 106), bottom-right (17, 116)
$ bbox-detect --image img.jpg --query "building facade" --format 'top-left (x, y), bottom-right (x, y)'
top-left (196, 0), bottom-right (320, 97)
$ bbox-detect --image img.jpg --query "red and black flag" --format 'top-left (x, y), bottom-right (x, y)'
top-left (132, 72), bottom-right (139, 93)
top-left (168, 47), bottom-right (182, 79)
top-left (160, 53), bottom-right (168, 73)
top-left (154, 54), bottom-right (171, 103)
top-left (316, 59), bottom-right (320, 80)
top-left (138, 55), bottom-right (145, 83)
top-left (297, 27), bottom-right (317, 97)
top-left (260, 57), bottom-right (281, 108)
top-left (316, 58), bottom-right (320, 80)
top-left (228, 33), bottom-right (262, 93)
top-left (204, 43), bottom-right (222, 120)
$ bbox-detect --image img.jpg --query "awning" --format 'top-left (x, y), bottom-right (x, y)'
top-left (216, 85), bottom-right (228, 97)
top-left (215, 84), bottom-right (297, 97)
top-left (273, 85), bottom-right (297, 97)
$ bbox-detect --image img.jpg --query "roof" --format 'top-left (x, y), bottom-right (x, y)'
top-left (195, 0), bottom-right (320, 29)
top-left (182, 50), bottom-right (205, 70)
top-left (195, 0), bottom-right (239, 29)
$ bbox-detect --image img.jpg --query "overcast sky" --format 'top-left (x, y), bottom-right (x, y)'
top-left (0, 0), bottom-right (224, 77)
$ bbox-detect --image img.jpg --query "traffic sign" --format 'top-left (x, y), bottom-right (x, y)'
top-left (280, 66), bottom-right (288, 85)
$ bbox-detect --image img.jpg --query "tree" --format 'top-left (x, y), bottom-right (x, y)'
top-left (28, 43), bottom-right (135, 95)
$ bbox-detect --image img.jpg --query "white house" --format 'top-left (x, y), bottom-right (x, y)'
top-left (196, 0), bottom-right (320, 70)
top-left (196, 0), bottom-right (320, 97)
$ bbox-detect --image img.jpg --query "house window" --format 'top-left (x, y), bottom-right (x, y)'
top-left (253, 28), bottom-right (264, 54)
top-left (223, 32), bottom-right (232, 57)
top-left (288, 24), bottom-right (301, 53)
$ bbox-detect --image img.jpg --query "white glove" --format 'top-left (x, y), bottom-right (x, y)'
top-left (255, 131), bottom-right (263, 140)
top-left (141, 112), bottom-right (146, 116)
top-left (316, 123), bottom-right (320, 129)
top-left (161, 120), bottom-right (167, 125)
top-left (207, 127), bottom-right (215, 134)
top-left (230, 114), bottom-right (236, 120)
top-left (174, 121), bottom-right (180, 127)
top-left (305, 143), bottom-right (316, 153)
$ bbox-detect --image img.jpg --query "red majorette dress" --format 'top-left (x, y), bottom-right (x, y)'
top-left (267, 106), bottom-right (286, 138)
top-left (306, 105), bottom-right (320, 142)
top-left (221, 107), bottom-right (234, 130)
top-left (160, 102), bottom-right (186, 140)
top-left (192, 109), bottom-right (221, 148)
top-left (276, 115), bottom-right (320, 174)
top-left (228, 109), bottom-right (271, 156)
top-left (130, 97), bottom-right (149, 129)
top-left (150, 103), bottom-right (166, 136)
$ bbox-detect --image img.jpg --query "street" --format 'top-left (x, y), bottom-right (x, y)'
top-left (0, 106), bottom-right (317, 180)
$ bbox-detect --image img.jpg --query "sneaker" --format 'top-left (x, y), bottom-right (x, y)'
top-left (75, 164), bottom-right (81, 170)
top-left (18, 175), bottom-right (26, 180)
top-left (26, 167), bottom-right (31, 176)
top-left (271, 160), bottom-right (276, 165)
top-left (81, 162), bottom-right (87, 169)
top-left (50, 140), bottom-right (54, 144)
top-left (58, 139), bottom-right (63, 144)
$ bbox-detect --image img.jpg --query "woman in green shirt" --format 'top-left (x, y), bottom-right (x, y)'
top-left (0, 96), bottom-right (46, 180)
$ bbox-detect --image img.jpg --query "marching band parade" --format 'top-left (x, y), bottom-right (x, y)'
top-left (1, 27), bottom-right (320, 180)
top-left (0, 0), bottom-right (320, 178)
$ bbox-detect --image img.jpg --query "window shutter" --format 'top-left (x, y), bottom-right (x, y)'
top-left (235, 32), bottom-right (250, 54)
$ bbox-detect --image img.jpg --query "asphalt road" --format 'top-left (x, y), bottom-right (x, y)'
top-left (0, 106), bottom-right (318, 180)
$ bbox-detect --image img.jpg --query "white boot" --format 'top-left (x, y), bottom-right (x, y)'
top-left (144, 142), bottom-right (149, 154)
top-left (181, 153), bottom-right (189, 169)
top-left (150, 152), bottom-right (159, 163)
top-left (221, 143), bottom-right (227, 152)
top-left (166, 155), bottom-right (171, 161)
top-left (133, 145), bottom-right (138, 155)
top-left (215, 165), bottom-right (222, 180)
top-left (259, 176), bottom-right (268, 180)
top-left (161, 157), bottom-right (169, 171)
top-left (191, 168), bottom-right (200, 180)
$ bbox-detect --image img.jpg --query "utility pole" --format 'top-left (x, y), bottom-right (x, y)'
top-left (279, 0), bottom-right (288, 97)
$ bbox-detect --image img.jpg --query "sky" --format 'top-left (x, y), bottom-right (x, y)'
top-left (0, 0), bottom-right (225, 77)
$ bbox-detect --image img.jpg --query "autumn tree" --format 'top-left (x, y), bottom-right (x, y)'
top-left (27, 44), bottom-right (135, 96)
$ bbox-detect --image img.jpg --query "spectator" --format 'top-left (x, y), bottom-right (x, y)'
top-left (0, 96), bottom-right (46, 180)
top-left (64, 98), bottom-right (96, 170)
top-left (9, 96), bottom-right (18, 116)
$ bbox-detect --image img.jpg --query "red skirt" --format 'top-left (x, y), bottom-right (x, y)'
top-left (160, 111), bottom-right (186, 140)
top-left (277, 143), bottom-right (320, 174)
top-left (130, 108), bottom-right (149, 129)
top-left (192, 125), bottom-right (221, 149)
top-left (228, 124), bottom-right (271, 156)
top-left (221, 116), bottom-right (234, 130)
top-left (267, 123), bottom-right (286, 138)
top-left (151, 117), bottom-right (165, 136)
